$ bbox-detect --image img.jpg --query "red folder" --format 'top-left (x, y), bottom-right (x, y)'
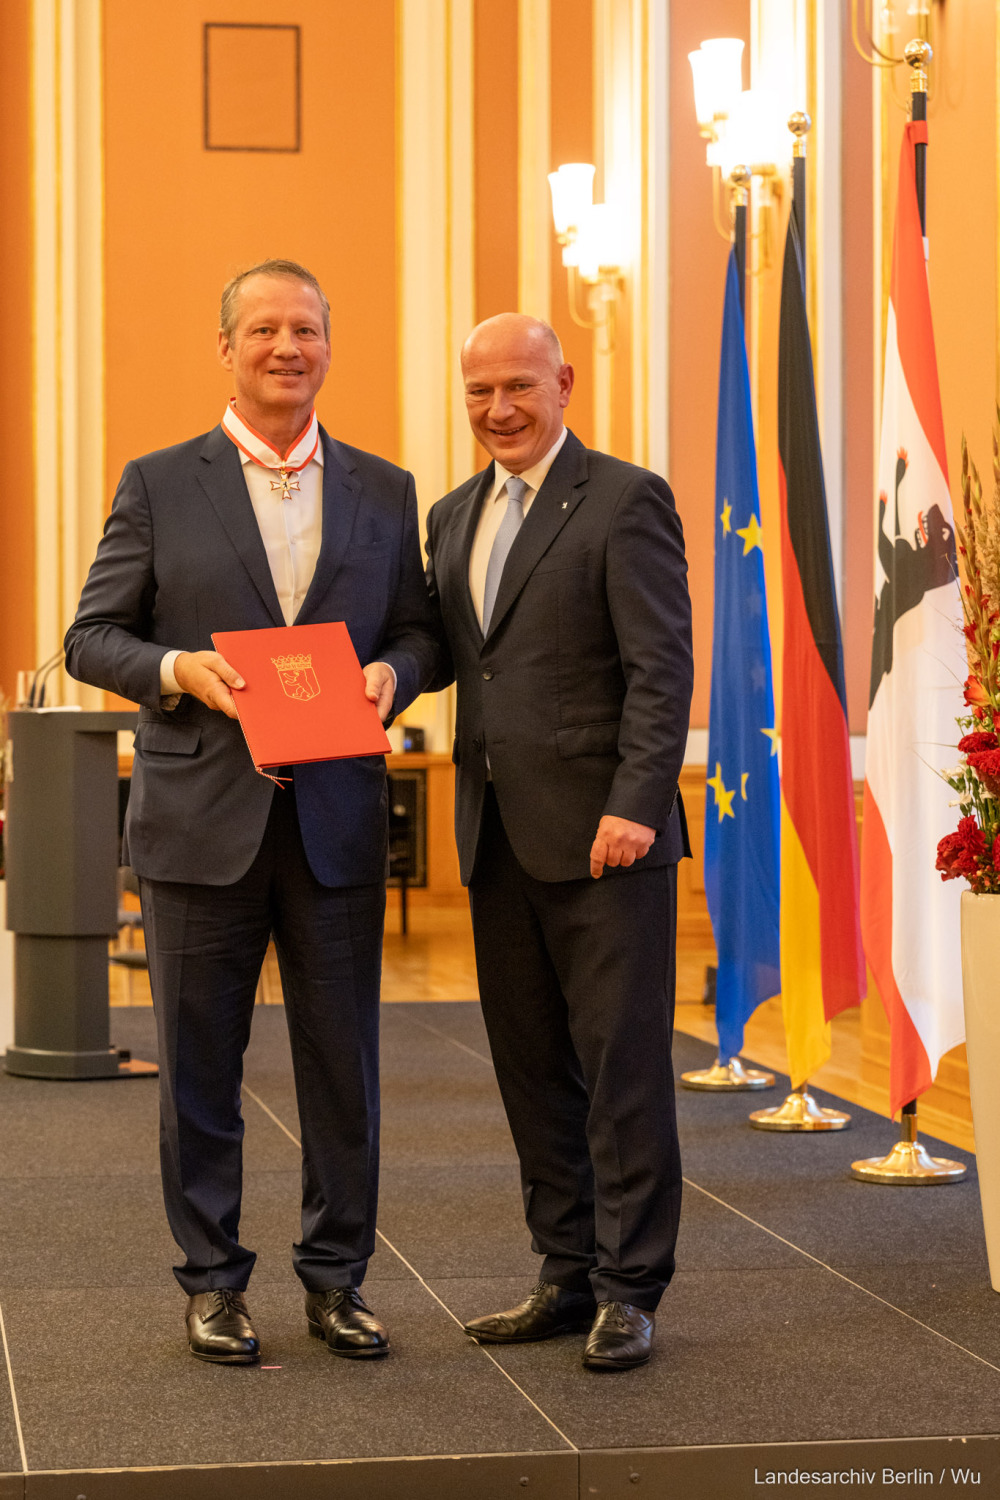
top-left (211, 622), bottom-right (391, 771)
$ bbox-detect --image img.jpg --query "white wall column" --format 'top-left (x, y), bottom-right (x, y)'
top-left (32, 0), bottom-right (105, 706)
top-left (398, 0), bottom-right (475, 749)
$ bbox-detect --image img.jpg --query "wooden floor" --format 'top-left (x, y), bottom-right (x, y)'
top-left (110, 897), bottom-right (974, 1153)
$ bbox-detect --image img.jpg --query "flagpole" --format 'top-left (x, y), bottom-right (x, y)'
top-left (788, 112), bottom-right (810, 290)
top-left (851, 35), bottom-right (965, 1185)
top-left (682, 162), bottom-right (776, 1096)
top-left (731, 165), bottom-right (750, 321)
top-left (749, 107), bottom-right (851, 1134)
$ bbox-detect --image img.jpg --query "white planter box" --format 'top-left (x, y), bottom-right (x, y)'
top-left (960, 889), bottom-right (1000, 1293)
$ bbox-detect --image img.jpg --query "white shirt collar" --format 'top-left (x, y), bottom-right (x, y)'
top-left (490, 426), bottom-right (568, 501)
top-left (238, 444), bottom-right (323, 469)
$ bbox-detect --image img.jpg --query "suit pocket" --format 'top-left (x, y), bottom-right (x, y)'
top-left (555, 721), bottom-right (620, 758)
top-left (533, 549), bottom-right (589, 575)
top-left (345, 543), bottom-right (392, 560)
top-left (136, 723), bottom-right (202, 755)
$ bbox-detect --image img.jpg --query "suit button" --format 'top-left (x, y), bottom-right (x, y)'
top-left (472, 738), bottom-right (482, 752)
top-left (482, 668), bottom-right (494, 681)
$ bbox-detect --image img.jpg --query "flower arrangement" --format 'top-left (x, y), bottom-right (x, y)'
top-left (937, 423), bottom-right (1000, 893)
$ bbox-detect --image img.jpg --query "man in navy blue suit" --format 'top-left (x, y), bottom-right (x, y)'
top-left (65, 260), bottom-right (438, 1365)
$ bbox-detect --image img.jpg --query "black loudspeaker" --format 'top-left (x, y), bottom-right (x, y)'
top-left (387, 770), bottom-right (426, 887)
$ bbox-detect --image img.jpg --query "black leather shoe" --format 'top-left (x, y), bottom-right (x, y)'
top-left (305, 1288), bottom-right (389, 1358)
top-left (463, 1281), bottom-right (597, 1344)
top-left (582, 1301), bottom-right (654, 1370)
top-left (185, 1289), bottom-right (260, 1364)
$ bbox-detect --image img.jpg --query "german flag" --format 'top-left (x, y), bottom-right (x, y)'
top-left (777, 216), bottom-right (865, 1087)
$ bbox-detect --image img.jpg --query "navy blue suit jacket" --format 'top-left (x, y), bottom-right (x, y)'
top-left (65, 423), bottom-right (439, 888)
top-left (426, 430), bottom-right (693, 885)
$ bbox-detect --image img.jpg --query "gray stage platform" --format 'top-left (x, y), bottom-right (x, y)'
top-left (0, 1002), bottom-right (998, 1499)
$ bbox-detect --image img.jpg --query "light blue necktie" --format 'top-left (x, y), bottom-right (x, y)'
top-left (481, 476), bottom-right (527, 635)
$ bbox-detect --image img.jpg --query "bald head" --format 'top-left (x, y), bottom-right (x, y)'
top-left (462, 313), bottom-right (565, 373)
top-left (461, 313), bottom-right (574, 473)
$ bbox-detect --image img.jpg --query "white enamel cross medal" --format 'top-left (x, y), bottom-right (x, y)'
top-left (270, 468), bottom-right (301, 501)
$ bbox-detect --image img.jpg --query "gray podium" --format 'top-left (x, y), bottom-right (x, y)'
top-left (4, 709), bottom-right (156, 1080)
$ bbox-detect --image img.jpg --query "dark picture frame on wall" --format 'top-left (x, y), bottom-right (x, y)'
top-left (203, 22), bottom-right (302, 153)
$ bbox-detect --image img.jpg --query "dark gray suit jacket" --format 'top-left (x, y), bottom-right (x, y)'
top-left (425, 430), bottom-right (693, 885)
top-left (65, 424), bottom-right (438, 888)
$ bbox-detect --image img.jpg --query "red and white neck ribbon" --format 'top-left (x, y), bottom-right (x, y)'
top-left (222, 399), bottom-right (320, 498)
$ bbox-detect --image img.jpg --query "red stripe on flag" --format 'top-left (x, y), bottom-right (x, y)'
top-left (779, 461), bottom-right (865, 1020)
top-left (891, 122), bottom-right (948, 484)
top-left (859, 781), bottom-right (932, 1116)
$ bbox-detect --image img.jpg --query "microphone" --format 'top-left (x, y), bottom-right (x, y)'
top-left (34, 653), bottom-right (66, 707)
top-left (27, 650), bottom-right (65, 707)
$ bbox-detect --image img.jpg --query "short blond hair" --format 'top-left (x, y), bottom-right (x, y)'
top-left (220, 259), bottom-right (330, 341)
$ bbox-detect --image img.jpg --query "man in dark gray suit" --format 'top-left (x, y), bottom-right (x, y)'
top-left (66, 260), bottom-right (438, 1365)
top-left (425, 313), bottom-right (693, 1371)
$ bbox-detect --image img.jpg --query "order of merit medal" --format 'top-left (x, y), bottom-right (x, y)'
top-left (211, 622), bottom-right (391, 772)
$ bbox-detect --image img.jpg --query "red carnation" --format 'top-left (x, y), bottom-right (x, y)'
top-left (967, 749), bottom-right (1000, 798)
top-left (936, 816), bottom-right (987, 881)
top-left (959, 731), bottom-right (999, 753)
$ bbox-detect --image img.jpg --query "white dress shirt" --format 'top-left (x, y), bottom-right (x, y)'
top-left (160, 446), bottom-right (324, 696)
top-left (468, 427), bottom-right (568, 629)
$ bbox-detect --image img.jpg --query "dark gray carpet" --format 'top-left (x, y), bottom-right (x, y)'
top-left (0, 999), bottom-right (997, 1484)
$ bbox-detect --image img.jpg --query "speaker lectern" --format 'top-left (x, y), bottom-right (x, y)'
top-left (3, 709), bottom-right (156, 1080)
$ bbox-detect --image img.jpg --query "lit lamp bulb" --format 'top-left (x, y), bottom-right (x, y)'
top-left (547, 163), bottom-right (596, 265)
top-left (688, 37), bottom-right (745, 158)
top-left (717, 89), bottom-right (786, 178)
top-left (576, 203), bottom-right (623, 284)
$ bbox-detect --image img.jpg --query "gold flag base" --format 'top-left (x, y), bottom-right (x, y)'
top-left (850, 1111), bottom-right (966, 1185)
top-left (681, 1057), bottom-right (775, 1091)
top-left (749, 1086), bottom-right (851, 1131)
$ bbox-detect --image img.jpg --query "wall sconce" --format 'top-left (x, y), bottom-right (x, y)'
top-left (688, 38), bottom-right (745, 162)
top-left (547, 164), bottom-right (624, 355)
top-left (851, 0), bottom-right (941, 105)
top-left (688, 53), bottom-right (791, 274)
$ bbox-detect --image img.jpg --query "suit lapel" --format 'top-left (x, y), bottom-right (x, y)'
top-left (196, 427), bottom-right (283, 625)
top-left (294, 429), bottom-right (362, 622)
top-left (483, 430), bottom-right (589, 643)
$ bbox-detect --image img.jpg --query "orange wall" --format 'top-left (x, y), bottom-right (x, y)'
top-left (471, 0), bottom-right (519, 473)
top-left (102, 0), bottom-right (398, 495)
top-left (925, 6), bottom-right (997, 541)
top-left (474, 0), bottom-right (519, 325)
top-left (0, 0), bottom-right (35, 698)
top-left (669, 0), bottom-right (751, 729)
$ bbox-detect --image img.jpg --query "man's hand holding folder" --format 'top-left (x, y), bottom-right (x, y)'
top-left (174, 645), bottom-right (394, 725)
top-left (208, 622), bottom-right (393, 772)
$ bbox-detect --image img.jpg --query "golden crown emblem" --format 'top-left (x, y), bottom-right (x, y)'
top-left (271, 653), bottom-right (313, 673)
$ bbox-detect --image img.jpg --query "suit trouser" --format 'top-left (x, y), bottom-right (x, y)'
top-left (139, 783), bottom-right (385, 1296)
top-left (469, 784), bottom-right (681, 1311)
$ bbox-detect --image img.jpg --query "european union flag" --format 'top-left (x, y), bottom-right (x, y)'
top-left (704, 251), bottom-right (781, 1062)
